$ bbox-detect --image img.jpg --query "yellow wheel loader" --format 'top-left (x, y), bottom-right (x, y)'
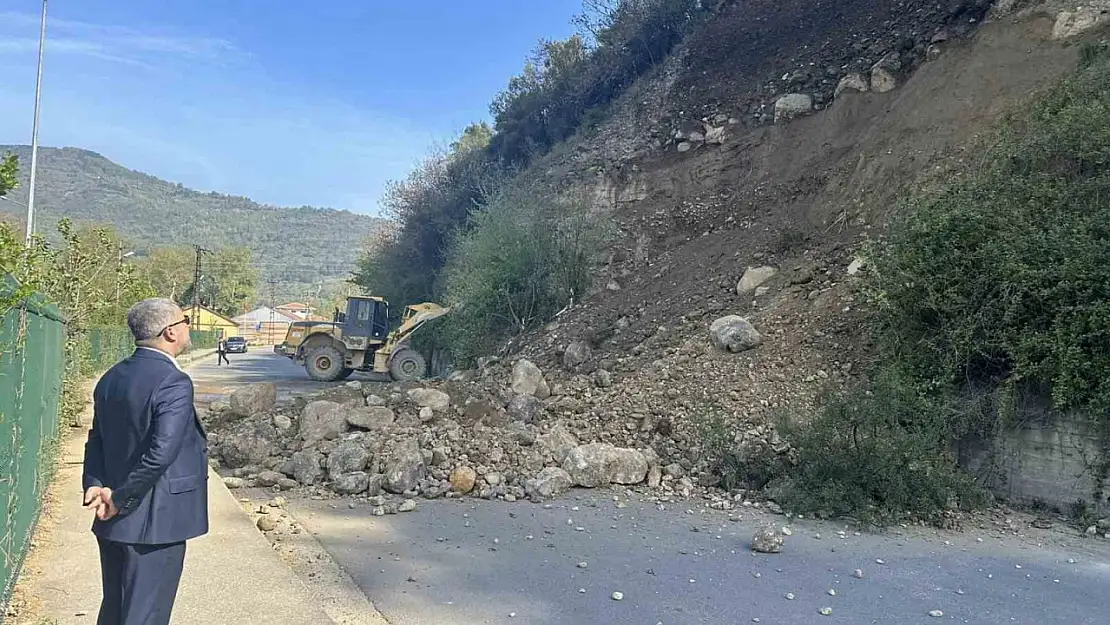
top-left (274, 296), bottom-right (449, 382)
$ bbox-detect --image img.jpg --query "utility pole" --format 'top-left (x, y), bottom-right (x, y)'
top-left (24, 0), bottom-right (48, 245)
top-left (267, 279), bottom-right (277, 346)
top-left (191, 245), bottom-right (211, 326)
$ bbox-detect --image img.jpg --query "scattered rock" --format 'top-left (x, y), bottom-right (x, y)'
top-left (563, 341), bottom-right (592, 369)
top-left (525, 467), bottom-right (573, 499)
top-left (704, 124), bottom-right (727, 145)
top-left (611, 591), bottom-right (624, 601)
top-left (871, 52), bottom-right (902, 94)
top-left (508, 394), bottom-right (545, 423)
top-left (222, 476), bottom-right (244, 489)
top-left (272, 414), bottom-right (293, 432)
top-left (450, 466), bottom-right (478, 494)
top-left (511, 359), bottom-right (550, 399)
top-left (834, 73), bottom-right (869, 99)
top-left (287, 450), bottom-right (325, 486)
top-left (709, 315), bottom-right (763, 353)
top-left (408, 388), bottom-right (451, 412)
top-left (536, 426), bottom-right (579, 464)
top-left (299, 401), bottom-right (348, 445)
top-left (383, 439), bottom-right (427, 494)
top-left (256, 516), bottom-right (277, 532)
top-left (737, 266), bottom-right (778, 295)
top-left (752, 526), bottom-right (784, 553)
top-left (327, 441), bottom-right (370, 479)
top-left (562, 443), bottom-right (648, 487)
top-left (255, 470), bottom-right (285, 487)
top-left (228, 383), bottom-right (277, 418)
top-left (331, 471), bottom-right (370, 495)
top-left (398, 499), bottom-right (417, 513)
top-left (347, 406), bottom-right (396, 430)
top-left (774, 93), bottom-right (813, 123)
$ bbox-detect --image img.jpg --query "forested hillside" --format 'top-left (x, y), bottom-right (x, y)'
top-left (0, 145), bottom-right (385, 291)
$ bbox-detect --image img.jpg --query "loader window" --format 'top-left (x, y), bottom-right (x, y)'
top-left (371, 302), bottom-right (388, 339)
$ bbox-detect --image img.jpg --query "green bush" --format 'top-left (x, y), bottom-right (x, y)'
top-left (874, 46), bottom-right (1110, 415)
top-left (441, 186), bottom-right (609, 365)
top-left (776, 44), bottom-right (1110, 524)
top-left (772, 371), bottom-right (989, 524)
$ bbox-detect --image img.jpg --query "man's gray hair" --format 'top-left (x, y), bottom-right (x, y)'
top-left (127, 298), bottom-right (182, 342)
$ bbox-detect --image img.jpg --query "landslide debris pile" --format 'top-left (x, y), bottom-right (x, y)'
top-left (206, 309), bottom-right (830, 509)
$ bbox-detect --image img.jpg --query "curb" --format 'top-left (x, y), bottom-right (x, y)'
top-left (177, 348), bottom-right (217, 368)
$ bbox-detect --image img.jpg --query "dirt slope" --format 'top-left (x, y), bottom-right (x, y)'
top-left (498, 8), bottom-right (1088, 467)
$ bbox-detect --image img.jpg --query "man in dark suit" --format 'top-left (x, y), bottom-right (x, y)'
top-left (82, 297), bottom-right (209, 625)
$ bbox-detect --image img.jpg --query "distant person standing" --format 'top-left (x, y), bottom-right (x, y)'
top-left (81, 298), bottom-right (209, 625)
top-left (216, 336), bottom-right (229, 366)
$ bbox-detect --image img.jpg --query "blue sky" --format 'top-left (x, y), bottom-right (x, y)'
top-left (0, 1), bottom-right (581, 213)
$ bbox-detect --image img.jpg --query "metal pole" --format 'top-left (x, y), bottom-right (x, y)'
top-left (25, 0), bottom-right (48, 245)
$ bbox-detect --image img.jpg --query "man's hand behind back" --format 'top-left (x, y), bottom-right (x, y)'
top-left (83, 486), bottom-right (119, 521)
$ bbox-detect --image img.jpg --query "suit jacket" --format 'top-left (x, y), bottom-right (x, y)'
top-left (82, 348), bottom-right (209, 545)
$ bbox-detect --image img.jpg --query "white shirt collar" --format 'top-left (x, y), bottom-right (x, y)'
top-left (136, 346), bottom-right (183, 371)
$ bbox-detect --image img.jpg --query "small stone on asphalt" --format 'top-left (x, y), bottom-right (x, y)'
top-left (611, 591), bottom-right (624, 601)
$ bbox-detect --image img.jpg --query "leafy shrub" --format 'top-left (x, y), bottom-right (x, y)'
top-left (776, 45), bottom-right (1110, 524)
top-left (873, 48), bottom-right (1110, 415)
top-left (772, 371), bottom-right (989, 524)
top-left (440, 185), bottom-right (609, 365)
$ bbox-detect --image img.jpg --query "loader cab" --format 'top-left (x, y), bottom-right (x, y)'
top-left (343, 296), bottom-right (389, 342)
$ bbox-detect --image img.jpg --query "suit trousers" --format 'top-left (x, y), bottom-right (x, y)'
top-left (96, 537), bottom-right (186, 625)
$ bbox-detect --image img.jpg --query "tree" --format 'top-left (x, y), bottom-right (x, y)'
top-left (450, 122), bottom-right (493, 154)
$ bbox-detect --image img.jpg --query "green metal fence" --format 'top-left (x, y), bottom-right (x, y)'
top-left (81, 326), bottom-right (135, 376)
top-left (0, 285), bottom-right (65, 612)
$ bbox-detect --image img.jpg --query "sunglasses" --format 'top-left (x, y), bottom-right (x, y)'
top-left (159, 315), bottom-right (191, 336)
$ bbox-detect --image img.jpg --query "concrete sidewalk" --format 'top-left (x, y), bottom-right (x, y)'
top-left (10, 368), bottom-right (334, 624)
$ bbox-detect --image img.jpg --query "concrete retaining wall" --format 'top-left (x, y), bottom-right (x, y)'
top-left (956, 391), bottom-right (1108, 514)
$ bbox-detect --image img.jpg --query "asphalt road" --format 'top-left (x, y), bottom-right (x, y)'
top-left (289, 495), bottom-right (1110, 625)
top-left (196, 353), bottom-right (1110, 625)
top-left (189, 347), bottom-right (386, 404)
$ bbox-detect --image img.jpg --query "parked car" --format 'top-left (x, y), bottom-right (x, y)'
top-left (224, 336), bottom-right (247, 353)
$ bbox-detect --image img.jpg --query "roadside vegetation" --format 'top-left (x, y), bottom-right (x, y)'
top-left (1, 153), bottom-right (263, 425)
top-left (355, 0), bottom-right (711, 364)
top-left (727, 41), bottom-right (1110, 525)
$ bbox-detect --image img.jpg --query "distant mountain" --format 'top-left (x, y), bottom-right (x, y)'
top-left (0, 145), bottom-right (387, 291)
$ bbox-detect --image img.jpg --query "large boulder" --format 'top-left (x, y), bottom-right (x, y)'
top-left (408, 388), bottom-right (451, 412)
top-left (299, 401), bottom-right (348, 445)
top-left (228, 383), bottom-right (277, 418)
top-left (774, 94), bottom-right (813, 123)
top-left (331, 472), bottom-right (370, 495)
top-left (562, 341), bottom-right (592, 370)
top-left (216, 421), bottom-right (278, 469)
top-left (834, 73), bottom-right (870, 99)
top-left (709, 316), bottom-right (763, 353)
top-left (508, 395), bottom-right (545, 424)
top-left (511, 359), bottom-right (550, 399)
top-left (449, 466), bottom-right (477, 494)
top-left (562, 443), bottom-right (649, 488)
top-left (347, 406), bottom-right (396, 430)
top-left (285, 450), bottom-right (324, 486)
top-left (383, 439), bottom-right (427, 494)
top-left (870, 52), bottom-right (902, 94)
top-left (536, 425), bottom-right (579, 464)
top-left (752, 526), bottom-right (785, 553)
top-left (327, 441), bottom-right (370, 479)
top-left (737, 266), bottom-right (778, 295)
top-left (525, 467), bottom-right (573, 499)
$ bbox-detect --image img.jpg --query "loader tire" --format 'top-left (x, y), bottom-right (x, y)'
top-left (305, 344), bottom-right (345, 381)
top-left (388, 349), bottom-right (426, 382)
